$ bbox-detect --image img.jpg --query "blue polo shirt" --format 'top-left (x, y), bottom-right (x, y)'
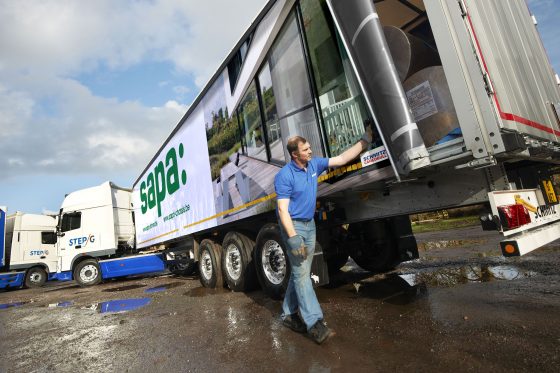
top-left (274, 157), bottom-right (329, 220)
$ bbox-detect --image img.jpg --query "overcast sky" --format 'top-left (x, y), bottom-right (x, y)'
top-left (0, 0), bottom-right (559, 214)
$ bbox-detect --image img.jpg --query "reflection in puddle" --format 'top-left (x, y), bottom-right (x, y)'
top-left (102, 284), bottom-right (146, 293)
top-left (418, 239), bottom-right (487, 250)
top-left (400, 265), bottom-right (537, 288)
top-left (350, 265), bottom-right (536, 304)
top-left (83, 298), bottom-right (151, 313)
top-left (144, 282), bottom-right (184, 294)
top-left (0, 302), bottom-right (26, 310)
top-left (47, 301), bottom-right (74, 308)
top-left (184, 287), bottom-right (228, 297)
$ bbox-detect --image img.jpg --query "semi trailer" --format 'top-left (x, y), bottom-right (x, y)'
top-left (128, 0), bottom-right (560, 298)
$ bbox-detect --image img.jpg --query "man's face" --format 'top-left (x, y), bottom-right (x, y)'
top-left (293, 141), bottom-right (312, 163)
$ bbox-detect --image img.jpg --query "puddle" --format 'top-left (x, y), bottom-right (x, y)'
top-left (348, 265), bottom-right (536, 303)
top-left (102, 284), bottom-right (146, 293)
top-left (349, 275), bottom-right (427, 305)
top-left (0, 301), bottom-right (27, 310)
top-left (418, 239), bottom-right (487, 250)
top-left (399, 265), bottom-right (537, 288)
top-left (184, 287), bottom-right (228, 297)
top-left (82, 298), bottom-right (151, 313)
top-left (47, 301), bottom-right (74, 308)
top-left (144, 282), bottom-right (184, 294)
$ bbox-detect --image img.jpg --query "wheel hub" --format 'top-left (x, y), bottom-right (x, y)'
top-left (201, 250), bottom-right (213, 280)
top-left (79, 264), bottom-right (98, 283)
top-left (261, 240), bottom-right (286, 285)
top-left (225, 244), bottom-right (242, 281)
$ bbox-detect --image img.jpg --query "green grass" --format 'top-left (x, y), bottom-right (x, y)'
top-left (412, 215), bottom-right (480, 234)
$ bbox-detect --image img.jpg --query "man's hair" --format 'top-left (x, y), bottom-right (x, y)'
top-left (286, 136), bottom-right (307, 158)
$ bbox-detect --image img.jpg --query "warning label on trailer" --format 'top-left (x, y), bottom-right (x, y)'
top-left (406, 81), bottom-right (438, 122)
top-left (541, 179), bottom-right (558, 205)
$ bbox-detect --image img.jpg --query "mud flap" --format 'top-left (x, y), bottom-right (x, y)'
top-left (311, 244), bottom-right (330, 287)
top-left (391, 215), bottom-right (420, 262)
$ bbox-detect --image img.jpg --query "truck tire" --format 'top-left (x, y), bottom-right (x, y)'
top-left (24, 266), bottom-right (47, 288)
top-left (254, 224), bottom-right (290, 299)
top-left (74, 259), bottom-right (102, 287)
top-left (350, 223), bottom-right (398, 273)
top-left (198, 239), bottom-right (223, 288)
top-left (221, 232), bottom-right (258, 292)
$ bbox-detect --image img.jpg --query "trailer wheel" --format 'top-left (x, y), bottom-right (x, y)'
top-left (24, 267), bottom-right (47, 288)
top-left (254, 224), bottom-right (289, 299)
top-left (74, 259), bottom-right (102, 287)
top-left (221, 232), bottom-right (257, 292)
top-left (198, 239), bottom-right (223, 288)
top-left (351, 236), bottom-right (398, 272)
top-left (350, 220), bottom-right (397, 273)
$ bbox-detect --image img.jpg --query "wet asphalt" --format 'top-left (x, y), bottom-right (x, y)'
top-left (1, 226), bottom-right (559, 373)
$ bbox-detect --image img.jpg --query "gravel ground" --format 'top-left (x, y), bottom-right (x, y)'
top-left (1, 226), bottom-right (559, 372)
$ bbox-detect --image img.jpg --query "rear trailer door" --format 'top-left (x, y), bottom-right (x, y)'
top-left (463, 0), bottom-right (560, 142)
top-left (429, 0), bottom-right (560, 152)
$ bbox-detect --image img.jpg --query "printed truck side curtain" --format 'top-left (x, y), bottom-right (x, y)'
top-left (133, 103), bottom-right (217, 248)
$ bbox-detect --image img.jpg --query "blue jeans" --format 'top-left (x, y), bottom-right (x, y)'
top-left (280, 219), bottom-right (323, 330)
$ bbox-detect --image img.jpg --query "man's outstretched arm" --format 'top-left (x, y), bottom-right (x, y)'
top-left (328, 127), bottom-right (372, 168)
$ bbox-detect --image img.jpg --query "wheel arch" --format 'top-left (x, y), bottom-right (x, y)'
top-left (71, 255), bottom-right (98, 273)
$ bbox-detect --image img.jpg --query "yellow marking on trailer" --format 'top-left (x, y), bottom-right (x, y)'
top-left (183, 193), bottom-right (277, 230)
top-left (141, 161), bottom-right (364, 243)
top-left (514, 194), bottom-right (537, 213)
top-left (138, 229), bottom-right (179, 245)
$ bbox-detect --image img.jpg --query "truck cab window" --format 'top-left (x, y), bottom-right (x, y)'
top-left (42, 232), bottom-right (57, 245)
top-left (61, 212), bottom-right (81, 232)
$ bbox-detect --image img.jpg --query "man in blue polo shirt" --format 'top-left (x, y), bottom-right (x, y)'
top-left (275, 130), bottom-right (371, 344)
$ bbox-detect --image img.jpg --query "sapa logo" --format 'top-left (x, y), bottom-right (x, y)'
top-left (140, 143), bottom-right (187, 217)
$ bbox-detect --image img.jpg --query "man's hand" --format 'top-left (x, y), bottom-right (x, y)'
top-left (286, 235), bottom-right (307, 260)
top-left (361, 124), bottom-right (373, 144)
top-left (329, 125), bottom-right (372, 168)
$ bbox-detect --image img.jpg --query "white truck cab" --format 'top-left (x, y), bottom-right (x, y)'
top-left (56, 181), bottom-right (136, 285)
top-left (1, 209), bottom-right (58, 288)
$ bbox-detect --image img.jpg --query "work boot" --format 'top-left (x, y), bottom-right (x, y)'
top-left (307, 319), bottom-right (335, 344)
top-left (282, 313), bottom-right (307, 333)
